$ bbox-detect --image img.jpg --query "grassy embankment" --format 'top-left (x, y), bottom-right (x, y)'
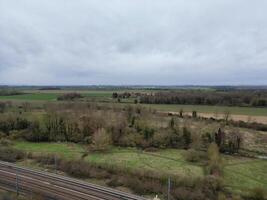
top-left (13, 141), bottom-right (267, 194)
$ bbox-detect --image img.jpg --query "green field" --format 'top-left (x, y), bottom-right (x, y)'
top-left (14, 141), bottom-right (203, 177)
top-left (0, 93), bottom-right (59, 101)
top-left (1, 94), bottom-right (267, 117)
top-left (1, 89), bottom-right (267, 117)
top-left (0, 92), bottom-right (112, 101)
top-left (14, 141), bottom-right (85, 158)
top-left (143, 104), bottom-right (267, 116)
top-left (85, 148), bottom-right (204, 177)
top-left (223, 156), bottom-right (267, 193)
top-left (0, 91), bottom-right (113, 101)
top-left (13, 141), bottom-right (267, 193)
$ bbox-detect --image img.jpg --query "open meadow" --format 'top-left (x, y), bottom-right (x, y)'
top-left (12, 141), bottom-right (267, 195)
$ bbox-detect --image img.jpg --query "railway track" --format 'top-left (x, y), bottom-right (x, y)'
top-left (0, 161), bottom-right (148, 200)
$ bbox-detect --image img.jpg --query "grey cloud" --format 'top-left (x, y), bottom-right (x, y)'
top-left (0, 0), bottom-right (267, 85)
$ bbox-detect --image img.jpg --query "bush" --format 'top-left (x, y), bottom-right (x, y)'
top-left (8, 130), bottom-right (24, 140)
top-left (106, 176), bottom-right (124, 187)
top-left (0, 147), bottom-right (25, 162)
top-left (60, 159), bottom-right (91, 178)
top-left (0, 193), bottom-right (13, 200)
top-left (34, 154), bottom-right (58, 165)
top-left (57, 93), bottom-right (83, 101)
top-left (0, 138), bottom-right (13, 146)
top-left (185, 149), bottom-right (201, 162)
top-left (201, 175), bottom-right (223, 199)
top-left (172, 188), bottom-right (205, 200)
top-left (249, 187), bottom-right (267, 200)
top-left (90, 128), bottom-right (111, 151)
top-left (192, 110), bottom-right (197, 118)
top-left (207, 143), bottom-right (223, 176)
top-left (232, 194), bottom-right (243, 200)
top-left (0, 131), bottom-right (5, 139)
top-left (0, 102), bottom-right (6, 113)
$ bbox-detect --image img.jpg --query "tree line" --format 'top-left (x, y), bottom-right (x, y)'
top-left (139, 90), bottom-right (267, 107)
top-left (0, 89), bottom-right (22, 96)
top-left (0, 103), bottom-right (242, 154)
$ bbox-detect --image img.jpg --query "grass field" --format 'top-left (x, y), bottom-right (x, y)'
top-left (0, 92), bottom-right (112, 100)
top-left (1, 89), bottom-right (267, 117)
top-left (13, 141), bottom-right (267, 193)
top-left (13, 142), bottom-right (203, 177)
top-left (14, 141), bottom-right (85, 158)
top-left (223, 156), bottom-right (267, 193)
top-left (85, 148), bottom-right (204, 177)
top-left (0, 93), bottom-right (59, 101)
top-left (143, 104), bottom-right (267, 116)
top-left (0, 91), bottom-right (113, 101)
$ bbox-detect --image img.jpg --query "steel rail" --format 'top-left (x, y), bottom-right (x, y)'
top-left (0, 161), bottom-right (148, 200)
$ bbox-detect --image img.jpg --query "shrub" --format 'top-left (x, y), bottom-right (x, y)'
top-left (201, 175), bottom-right (223, 199)
top-left (192, 110), bottom-right (197, 118)
top-left (31, 194), bottom-right (46, 200)
top-left (106, 176), bottom-right (124, 187)
top-left (0, 131), bottom-right (5, 139)
top-left (90, 128), bottom-right (111, 151)
top-left (57, 93), bottom-right (83, 101)
top-left (172, 188), bottom-right (205, 200)
top-left (34, 154), bottom-right (58, 165)
top-left (218, 192), bottom-right (227, 200)
top-left (152, 130), bottom-right (171, 148)
top-left (56, 159), bottom-right (111, 179)
top-left (249, 187), bottom-right (267, 200)
top-left (232, 194), bottom-right (243, 200)
top-left (185, 149), bottom-right (201, 162)
top-left (0, 102), bottom-right (6, 113)
top-left (0, 192), bottom-right (14, 200)
top-left (0, 147), bottom-right (25, 162)
top-left (207, 143), bottom-right (223, 176)
top-left (0, 138), bottom-right (13, 146)
top-left (182, 127), bottom-right (192, 149)
top-left (60, 160), bottom-right (91, 178)
top-left (8, 130), bottom-right (24, 140)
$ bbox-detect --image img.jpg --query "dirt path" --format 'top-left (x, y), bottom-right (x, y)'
top-left (165, 111), bottom-right (267, 124)
top-left (197, 112), bottom-right (267, 124)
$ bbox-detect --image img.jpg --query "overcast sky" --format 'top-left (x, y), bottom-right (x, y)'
top-left (0, 0), bottom-right (267, 85)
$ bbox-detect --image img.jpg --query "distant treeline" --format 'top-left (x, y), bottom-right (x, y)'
top-left (57, 93), bottom-right (83, 101)
top-left (0, 90), bottom-right (22, 96)
top-left (39, 87), bottom-right (61, 90)
top-left (140, 90), bottom-right (267, 107)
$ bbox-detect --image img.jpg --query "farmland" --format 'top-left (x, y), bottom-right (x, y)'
top-left (1, 89), bottom-right (267, 118)
top-left (145, 104), bottom-right (267, 116)
top-left (0, 93), bottom-right (59, 101)
top-left (0, 87), bottom-right (267, 199)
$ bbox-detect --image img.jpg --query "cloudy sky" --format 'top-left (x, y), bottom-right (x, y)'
top-left (0, 0), bottom-right (267, 85)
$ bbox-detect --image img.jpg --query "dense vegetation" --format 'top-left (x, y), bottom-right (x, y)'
top-left (139, 90), bottom-right (267, 107)
top-left (0, 103), bottom-right (244, 155)
top-left (0, 87), bottom-right (267, 200)
top-left (0, 89), bottom-right (22, 96)
top-left (57, 93), bottom-right (83, 101)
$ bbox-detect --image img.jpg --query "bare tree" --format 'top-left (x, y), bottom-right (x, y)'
top-left (223, 110), bottom-right (231, 123)
top-left (91, 128), bottom-right (111, 151)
